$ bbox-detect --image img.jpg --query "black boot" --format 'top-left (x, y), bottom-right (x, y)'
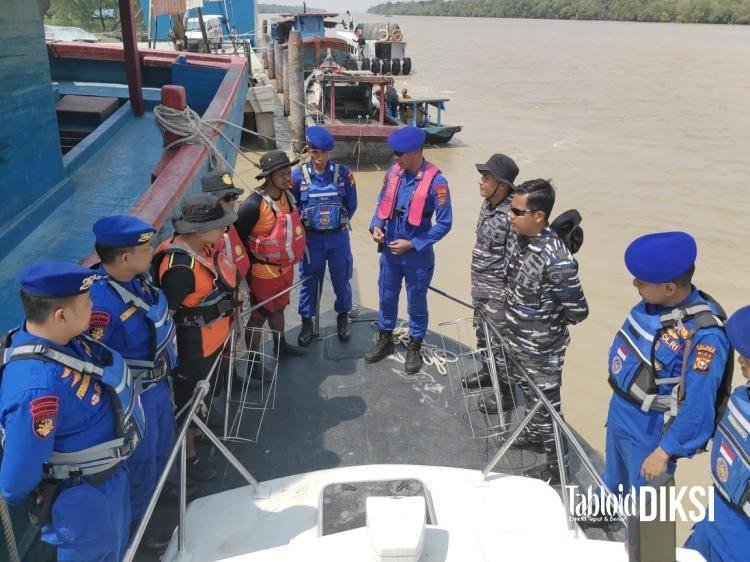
top-left (477, 392), bottom-right (516, 415)
top-left (404, 337), bottom-right (423, 375)
top-left (462, 364), bottom-right (491, 389)
top-left (298, 317), bottom-right (314, 347)
top-left (336, 313), bottom-right (351, 342)
top-left (364, 330), bottom-right (394, 363)
top-left (525, 463), bottom-right (563, 486)
top-left (275, 334), bottom-right (307, 358)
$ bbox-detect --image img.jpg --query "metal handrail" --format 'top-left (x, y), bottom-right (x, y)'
top-left (126, 276), bottom-right (314, 560)
top-left (428, 285), bottom-right (625, 530)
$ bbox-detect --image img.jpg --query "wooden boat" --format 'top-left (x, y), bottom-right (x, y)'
top-left (386, 97), bottom-right (463, 144)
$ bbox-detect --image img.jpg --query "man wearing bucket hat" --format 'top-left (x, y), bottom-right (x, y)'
top-left (202, 169), bottom-right (251, 300)
top-left (685, 305), bottom-right (750, 562)
top-left (0, 261), bottom-right (144, 561)
top-left (603, 231), bottom-right (732, 495)
top-left (292, 126), bottom-right (357, 346)
top-left (366, 126), bottom-right (452, 375)
top-left (153, 194), bottom-right (240, 482)
top-left (88, 215), bottom-right (178, 546)
top-left (235, 150), bottom-right (307, 361)
top-left (463, 154), bottom-right (519, 411)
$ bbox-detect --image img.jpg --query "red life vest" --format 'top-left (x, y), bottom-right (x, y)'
top-left (245, 190), bottom-right (306, 266)
top-left (377, 162), bottom-right (440, 226)
top-left (218, 224), bottom-right (251, 279)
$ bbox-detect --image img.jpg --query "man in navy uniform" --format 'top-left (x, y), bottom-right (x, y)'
top-left (490, 179), bottom-right (588, 482)
top-left (603, 232), bottom-right (732, 494)
top-left (292, 126), bottom-right (357, 345)
top-left (685, 305), bottom-right (750, 562)
top-left (463, 153), bottom-right (519, 408)
top-left (89, 215), bottom-right (179, 543)
top-left (366, 126), bottom-right (452, 374)
top-left (0, 262), bottom-right (145, 561)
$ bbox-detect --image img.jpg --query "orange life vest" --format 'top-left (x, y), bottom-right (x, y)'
top-left (377, 162), bottom-right (440, 226)
top-left (153, 238), bottom-right (238, 357)
top-left (216, 224), bottom-right (251, 279)
top-left (245, 190), bottom-right (306, 267)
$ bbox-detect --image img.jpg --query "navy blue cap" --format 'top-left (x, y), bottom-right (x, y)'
top-left (306, 126), bottom-right (334, 151)
top-left (624, 231), bottom-right (697, 283)
top-left (387, 126), bottom-right (425, 153)
top-left (17, 261), bottom-right (101, 298)
top-left (727, 305), bottom-right (750, 359)
top-left (93, 215), bottom-right (156, 248)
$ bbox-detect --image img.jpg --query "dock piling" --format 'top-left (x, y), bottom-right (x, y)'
top-left (282, 48), bottom-right (290, 116)
top-left (288, 30), bottom-right (305, 152)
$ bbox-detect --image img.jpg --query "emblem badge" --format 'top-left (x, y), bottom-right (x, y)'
top-left (30, 396), bottom-right (59, 439)
top-left (138, 231), bottom-right (155, 244)
top-left (221, 173), bottom-right (233, 185)
top-left (716, 457), bottom-right (729, 483)
top-left (611, 356), bottom-right (623, 375)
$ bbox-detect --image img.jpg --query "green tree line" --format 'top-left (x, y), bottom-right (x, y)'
top-left (368, 0), bottom-right (750, 24)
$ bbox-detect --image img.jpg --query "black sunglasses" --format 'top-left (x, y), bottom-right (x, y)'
top-left (393, 151), bottom-right (404, 157)
top-left (510, 206), bottom-right (535, 216)
top-left (221, 193), bottom-right (240, 202)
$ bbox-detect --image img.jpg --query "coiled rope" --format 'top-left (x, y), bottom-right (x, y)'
top-left (371, 321), bottom-right (458, 376)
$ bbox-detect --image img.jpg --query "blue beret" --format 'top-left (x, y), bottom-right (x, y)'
top-left (93, 215), bottom-right (156, 247)
top-left (16, 261), bottom-right (101, 298)
top-left (387, 126), bottom-right (425, 153)
top-left (306, 126), bottom-right (334, 151)
top-left (727, 305), bottom-right (750, 359)
top-left (625, 231), bottom-right (697, 283)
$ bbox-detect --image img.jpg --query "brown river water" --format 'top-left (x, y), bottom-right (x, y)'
top-left (242, 13), bottom-right (750, 541)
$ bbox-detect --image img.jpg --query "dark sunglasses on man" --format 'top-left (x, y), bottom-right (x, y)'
top-left (221, 193), bottom-right (240, 203)
top-left (510, 206), bottom-right (535, 217)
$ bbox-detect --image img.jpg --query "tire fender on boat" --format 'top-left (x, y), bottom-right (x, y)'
top-left (390, 29), bottom-right (403, 41)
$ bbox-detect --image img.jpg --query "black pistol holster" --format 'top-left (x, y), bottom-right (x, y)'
top-left (29, 479), bottom-right (64, 527)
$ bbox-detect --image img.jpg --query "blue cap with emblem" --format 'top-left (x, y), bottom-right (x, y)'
top-left (16, 261), bottom-right (100, 297)
top-left (624, 231), bottom-right (697, 283)
top-left (387, 125), bottom-right (426, 153)
top-left (727, 305), bottom-right (750, 359)
top-left (93, 215), bottom-right (156, 247)
top-left (306, 126), bottom-right (334, 151)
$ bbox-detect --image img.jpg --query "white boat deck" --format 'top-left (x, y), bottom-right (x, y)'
top-left (163, 464), bottom-right (706, 562)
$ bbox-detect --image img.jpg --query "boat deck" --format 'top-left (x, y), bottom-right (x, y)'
top-left (135, 305), bottom-right (624, 559)
top-left (0, 105), bottom-right (162, 332)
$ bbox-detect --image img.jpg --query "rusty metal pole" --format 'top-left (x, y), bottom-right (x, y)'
top-left (282, 48), bottom-right (290, 116)
top-left (118, 0), bottom-right (144, 116)
top-left (288, 30), bottom-right (305, 152)
top-left (274, 43), bottom-right (284, 93)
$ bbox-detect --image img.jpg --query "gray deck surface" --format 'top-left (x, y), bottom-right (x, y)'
top-left (134, 306), bottom-right (624, 560)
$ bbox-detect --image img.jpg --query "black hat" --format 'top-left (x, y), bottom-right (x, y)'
top-left (172, 194), bottom-right (238, 234)
top-left (550, 209), bottom-right (584, 254)
top-left (202, 169), bottom-right (243, 198)
top-left (475, 154), bottom-right (519, 188)
top-left (255, 150), bottom-right (300, 180)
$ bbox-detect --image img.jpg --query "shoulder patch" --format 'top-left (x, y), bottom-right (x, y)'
top-left (547, 266), bottom-right (565, 285)
top-left (89, 310), bottom-right (110, 327)
top-left (29, 396), bottom-right (59, 439)
top-left (693, 343), bottom-right (717, 374)
top-left (434, 184), bottom-right (449, 207)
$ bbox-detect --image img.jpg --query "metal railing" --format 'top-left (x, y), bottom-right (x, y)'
top-left (125, 275), bottom-right (314, 560)
top-left (428, 286), bottom-right (625, 533)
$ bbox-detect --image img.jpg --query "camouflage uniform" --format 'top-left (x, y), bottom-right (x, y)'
top-left (471, 196), bottom-right (512, 390)
top-left (504, 227), bottom-right (589, 469)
